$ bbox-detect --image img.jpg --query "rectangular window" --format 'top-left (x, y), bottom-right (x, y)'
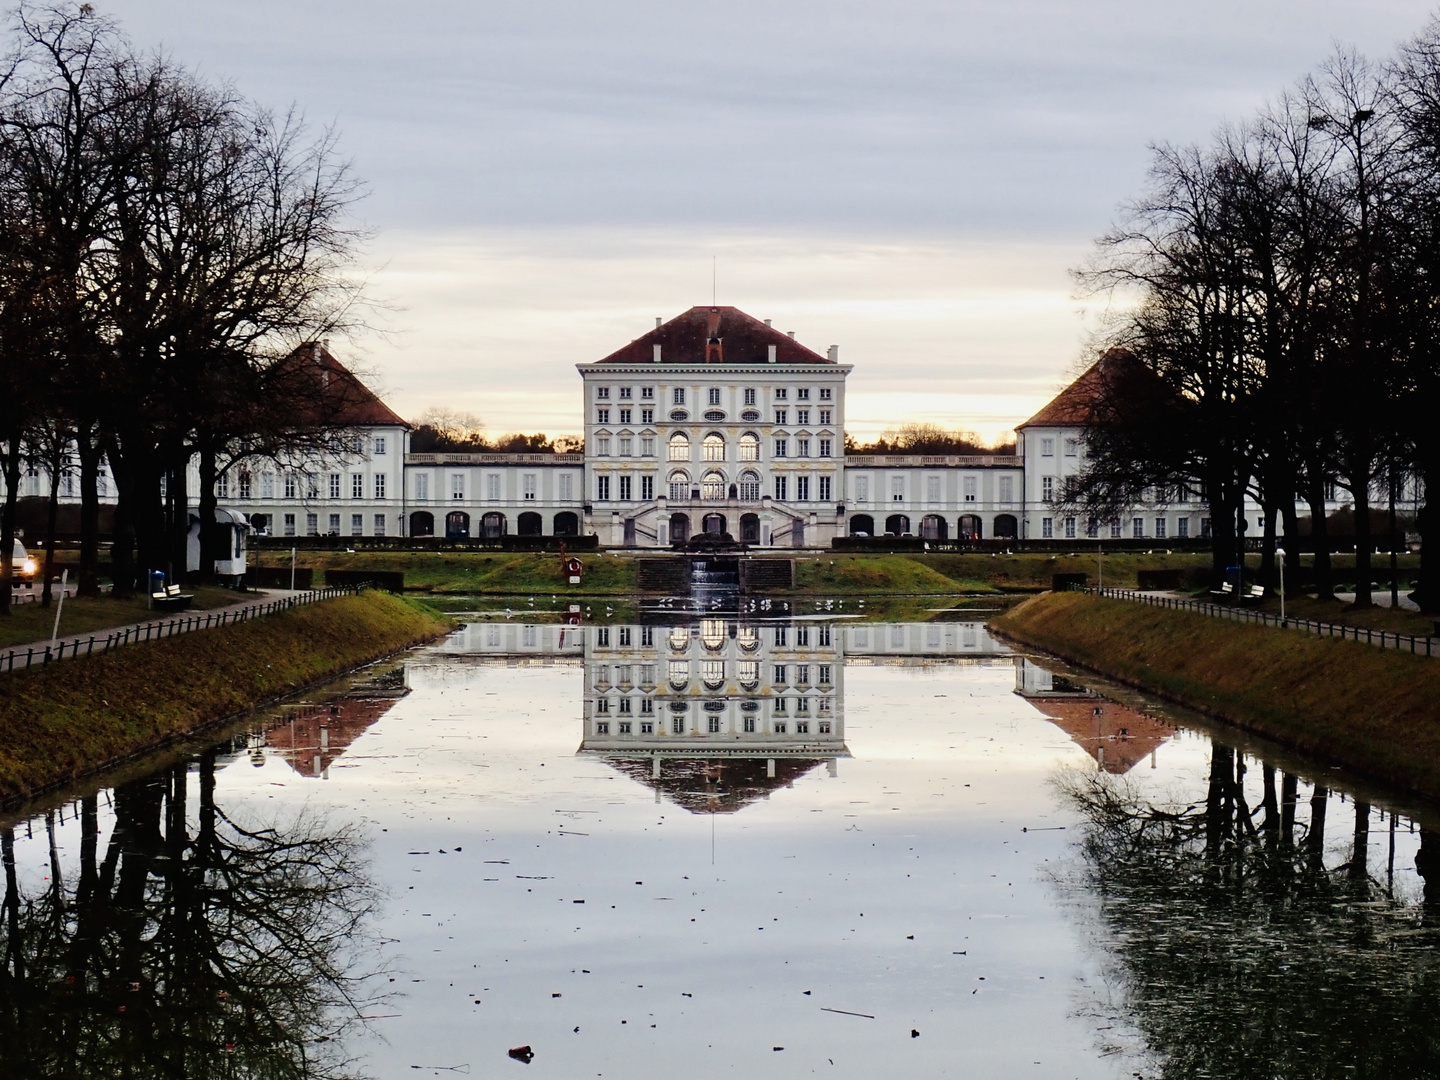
top-left (347, 472), bottom-right (360, 499)
top-left (415, 473), bottom-right (429, 500)
top-left (797, 409), bottom-right (810, 425)
top-left (1133, 517), bottom-right (1145, 538)
top-left (797, 438), bottom-right (810, 457)
top-left (641, 475), bottom-right (654, 500)
top-left (619, 474), bottom-right (632, 500)
top-left (774, 409), bottom-right (788, 425)
top-left (1065, 438), bottom-right (1079, 457)
top-left (796, 719), bottom-right (809, 732)
top-left (596, 626), bottom-right (610, 647)
top-left (238, 472), bottom-right (251, 499)
top-left (744, 388), bottom-right (756, 405)
top-left (856, 476), bottom-right (869, 502)
top-left (796, 475), bottom-right (810, 500)
top-left (1042, 476), bottom-right (1055, 503)
top-left (999, 476), bottom-right (1014, 503)
top-left (597, 475), bottom-right (611, 500)
top-left (284, 513), bottom-right (296, 536)
top-left (327, 473), bottom-right (340, 499)
top-left (797, 388), bottom-right (810, 401)
top-left (374, 474), bottom-right (386, 499)
top-left (706, 715), bottom-right (721, 734)
top-left (306, 513), bottom-right (318, 536)
top-left (774, 475), bottom-right (788, 501)
top-left (927, 475), bottom-right (941, 502)
top-left (672, 716), bottom-right (684, 734)
top-left (708, 387), bottom-right (721, 406)
top-left (673, 388), bottom-right (686, 405)
top-left (619, 386), bottom-right (632, 399)
top-left (963, 476), bottom-right (977, 502)
top-left (819, 624), bottom-right (831, 646)
top-left (216, 472), bottom-right (230, 499)
top-left (891, 476), bottom-right (905, 502)
top-left (640, 720), bottom-right (653, 734)
top-left (819, 438), bottom-right (832, 457)
top-left (1064, 516), bottom-right (1076, 538)
top-left (596, 407), bottom-right (610, 424)
top-left (1177, 517), bottom-right (1190, 538)
top-left (773, 664), bottom-right (787, 684)
top-left (819, 409), bottom-right (832, 425)
top-left (1042, 517), bottom-right (1053, 538)
top-left (1109, 518), bottom-right (1122, 538)
top-left (1086, 517), bottom-right (1099, 539)
top-left (284, 473), bottom-right (297, 499)
top-left (796, 661), bottom-right (810, 681)
top-left (641, 386), bottom-right (654, 400)
top-left (374, 514), bottom-right (386, 536)
top-left (261, 472), bottom-right (275, 498)
top-left (619, 721), bottom-right (632, 735)
top-left (487, 474), bottom-right (501, 500)
top-left (619, 408), bottom-right (631, 425)
top-left (640, 436), bottom-right (655, 456)
top-left (744, 716), bottom-right (756, 733)
top-left (1155, 517), bottom-right (1167, 538)
top-left (618, 435), bottom-right (632, 455)
top-left (328, 513), bottom-right (340, 533)
top-left (774, 626), bottom-right (788, 646)
top-left (774, 701), bottom-right (787, 718)
top-left (1200, 517), bottom-right (1211, 537)
top-left (559, 474), bottom-right (573, 501)
top-left (819, 387), bottom-right (832, 400)
top-left (595, 721), bottom-right (610, 735)
top-left (597, 436), bottom-right (611, 456)
top-left (774, 388), bottom-right (787, 400)
top-left (774, 439), bottom-right (788, 458)
top-left (819, 475), bottom-right (832, 501)
top-left (1041, 438), bottom-right (1055, 456)
top-left (619, 697), bottom-right (632, 714)
top-left (641, 410), bottom-right (654, 426)
top-left (351, 513), bottom-right (363, 535)
top-left (596, 386), bottom-right (610, 399)
top-left (819, 664), bottom-right (832, 684)
top-left (374, 436), bottom-right (386, 455)
top-left (523, 473), bottom-right (537, 500)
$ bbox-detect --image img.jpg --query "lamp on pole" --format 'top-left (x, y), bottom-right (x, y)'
top-left (1276, 546), bottom-right (1286, 626)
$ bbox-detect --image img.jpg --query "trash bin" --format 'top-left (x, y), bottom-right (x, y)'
top-left (148, 570), bottom-right (165, 596)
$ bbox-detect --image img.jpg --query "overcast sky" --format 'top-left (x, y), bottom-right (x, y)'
top-left (104, 0), bottom-right (1440, 441)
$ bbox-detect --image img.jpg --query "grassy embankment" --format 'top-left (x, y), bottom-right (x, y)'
top-left (994, 591), bottom-right (1440, 800)
top-left (0, 589), bottom-right (450, 804)
top-left (0, 585), bottom-right (253, 650)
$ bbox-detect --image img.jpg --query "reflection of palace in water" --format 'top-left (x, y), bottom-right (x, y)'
top-left (1014, 658), bottom-right (1175, 773)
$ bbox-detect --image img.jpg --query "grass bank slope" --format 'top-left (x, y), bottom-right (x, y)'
top-left (261, 550), bottom-right (638, 594)
top-left (994, 591), bottom-right (1440, 800)
top-left (0, 590), bottom-right (449, 804)
top-left (791, 555), bottom-right (996, 595)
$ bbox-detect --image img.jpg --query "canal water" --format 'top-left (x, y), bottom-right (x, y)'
top-left (2, 611), bottom-right (1437, 1078)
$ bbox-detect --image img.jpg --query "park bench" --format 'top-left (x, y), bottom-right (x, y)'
top-left (1240, 584), bottom-right (1266, 603)
top-left (151, 582), bottom-right (194, 613)
top-left (1210, 581), bottom-right (1234, 598)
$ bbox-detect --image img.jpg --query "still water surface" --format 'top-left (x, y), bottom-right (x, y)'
top-left (2, 614), bottom-right (1437, 1078)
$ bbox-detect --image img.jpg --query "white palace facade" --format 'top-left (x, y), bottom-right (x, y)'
top-left (12, 305), bottom-right (1304, 548)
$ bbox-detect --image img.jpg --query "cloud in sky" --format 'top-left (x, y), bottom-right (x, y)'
top-left (103, 0), bottom-right (1440, 435)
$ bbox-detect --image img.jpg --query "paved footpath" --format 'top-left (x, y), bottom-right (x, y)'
top-left (0, 586), bottom-right (358, 674)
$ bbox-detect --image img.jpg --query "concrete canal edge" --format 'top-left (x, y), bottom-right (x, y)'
top-left (0, 590), bottom-right (451, 808)
top-left (991, 591), bottom-right (1440, 802)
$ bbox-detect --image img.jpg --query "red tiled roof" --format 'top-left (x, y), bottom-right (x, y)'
top-left (268, 342), bottom-right (410, 429)
top-left (594, 307), bottom-right (833, 366)
top-left (1019, 348), bottom-right (1159, 429)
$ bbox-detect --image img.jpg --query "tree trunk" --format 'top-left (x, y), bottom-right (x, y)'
top-left (77, 431), bottom-right (101, 598)
top-left (1280, 772), bottom-right (1298, 850)
top-left (40, 441), bottom-right (62, 608)
top-left (197, 440), bottom-right (218, 585)
top-left (1352, 465), bottom-right (1374, 608)
top-left (1306, 480), bottom-right (1334, 601)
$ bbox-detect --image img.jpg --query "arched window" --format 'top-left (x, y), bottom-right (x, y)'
top-left (738, 432), bottom-right (760, 461)
top-left (701, 471), bottom-right (726, 500)
top-left (668, 432), bottom-right (690, 461)
top-left (738, 471), bottom-right (761, 501)
top-left (668, 471), bottom-right (691, 501)
top-left (703, 433), bottom-right (725, 461)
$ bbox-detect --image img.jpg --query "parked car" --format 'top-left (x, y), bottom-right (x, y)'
top-left (10, 539), bottom-right (36, 588)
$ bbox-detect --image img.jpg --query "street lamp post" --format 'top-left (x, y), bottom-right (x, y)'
top-left (1276, 546), bottom-right (1286, 626)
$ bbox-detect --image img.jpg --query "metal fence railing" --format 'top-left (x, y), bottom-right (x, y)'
top-left (0, 583), bottom-right (370, 675)
top-left (1074, 584), bottom-right (1437, 659)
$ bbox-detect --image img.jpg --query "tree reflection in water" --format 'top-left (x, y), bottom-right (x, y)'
top-left (1057, 744), bottom-right (1440, 1077)
top-left (0, 749), bottom-right (383, 1079)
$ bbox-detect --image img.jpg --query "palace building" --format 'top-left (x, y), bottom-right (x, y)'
top-left (15, 304), bottom-right (1324, 548)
